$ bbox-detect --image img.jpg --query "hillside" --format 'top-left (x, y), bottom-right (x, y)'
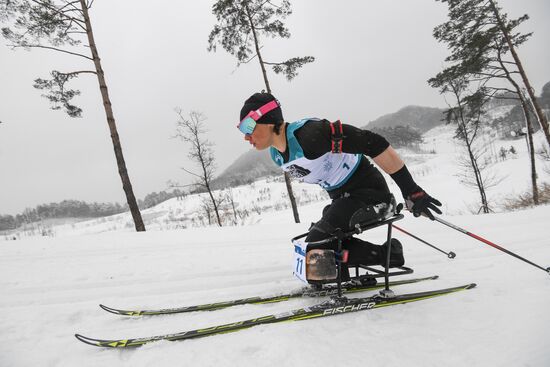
top-left (212, 149), bottom-right (280, 189)
top-left (364, 105), bottom-right (446, 132)
top-left (5, 124), bottom-right (549, 238)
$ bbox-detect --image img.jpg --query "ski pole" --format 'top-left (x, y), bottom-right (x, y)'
top-left (392, 224), bottom-right (456, 259)
top-left (433, 217), bottom-right (550, 275)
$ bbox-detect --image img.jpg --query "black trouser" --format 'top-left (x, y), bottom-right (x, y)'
top-left (305, 173), bottom-right (392, 279)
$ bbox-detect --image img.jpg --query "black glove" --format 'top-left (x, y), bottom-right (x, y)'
top-left (405, 188), bottom-right (442, 220)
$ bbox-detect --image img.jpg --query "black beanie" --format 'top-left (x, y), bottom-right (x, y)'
top-left (240, 92), bottom-right (284, 124)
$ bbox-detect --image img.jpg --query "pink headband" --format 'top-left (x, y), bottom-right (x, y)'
top-left (243, 100), bottom-right (280, 122)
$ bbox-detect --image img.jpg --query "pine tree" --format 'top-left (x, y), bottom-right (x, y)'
top-left (486, 0), bottom-right (549, 146)
top-left (208, 0), bottom-right (315, 224)
top-left (431, 0), bottom-right (544, 205)
top-left (1, 0), bottom-right (146, 231)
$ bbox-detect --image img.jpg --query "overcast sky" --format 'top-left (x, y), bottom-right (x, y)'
top-left (1, 0), bottom-right (549, 215)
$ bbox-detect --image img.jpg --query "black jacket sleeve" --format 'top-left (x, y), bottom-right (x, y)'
top-left (294, 119), bottom-right (390, 160)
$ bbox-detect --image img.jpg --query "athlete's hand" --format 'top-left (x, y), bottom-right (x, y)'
top-left (405, 188), bottom-right (442, 220)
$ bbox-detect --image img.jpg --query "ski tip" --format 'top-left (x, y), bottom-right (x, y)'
top-left (466, 283), bottom-right (477, 289)
top-left (99, 304), bottom-right (119, 314)
top-left (99, 304), bottom-right (139, 316)
top-left (75, 333), bottom-right (101, 347)
top-left (75, 333), bottom-right (131, 348)
top-left (431, 275), bottom-right (440, 280)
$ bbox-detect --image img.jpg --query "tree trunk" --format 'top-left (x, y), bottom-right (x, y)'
top-left (246, 5), bottom-right (300, 223)
top-left (206, 183), bottom-right (222, 226)
top-left (497, 55), bottom-right (539, 205)
top-left (228, 189), bottom-right (239, 225)
top-left (452, 86), bottom-right (490, 213)
top-left (489, 0), bottom-right (550, 148)
top-left (195, 135), bottom-right (222, 226)
top-left (283, 172), bottom-right (300, 222)
top-left (245, 6), bottom-right (272, 94)
top-left (464, 129), bottom-right (490, 214)
top-left (521, 94), bottom-right (539, 205)
top-left (80, 0), bottom-right (145, 231)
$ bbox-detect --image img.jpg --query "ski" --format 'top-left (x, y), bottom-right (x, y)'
top-left (76, 282), bottom-right (476, 348)
top-left (99, 275), bottom-right (439, 316)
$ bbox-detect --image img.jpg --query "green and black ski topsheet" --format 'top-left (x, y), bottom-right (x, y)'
top-left (76, 282), bottom-right (476, 348)
top-left (99, 275), bottom-right (439, 316)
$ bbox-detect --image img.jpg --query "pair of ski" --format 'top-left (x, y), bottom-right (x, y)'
top-left (75, 275), bottom-right (476, 348)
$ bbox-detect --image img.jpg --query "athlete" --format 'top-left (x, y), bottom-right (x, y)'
top-left (238, 92), bottom-right (442, 281)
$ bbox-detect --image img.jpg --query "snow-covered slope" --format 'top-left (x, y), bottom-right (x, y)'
top-left (1, 126), bottom-right (549, 366)
top-left (1, 204), bottom-right (549, 366)
top-left (6, 124), bottom-right (549, 239)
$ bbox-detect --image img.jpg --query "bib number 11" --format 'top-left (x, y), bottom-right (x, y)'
top-left (292, 239), bottom-right (308, 283)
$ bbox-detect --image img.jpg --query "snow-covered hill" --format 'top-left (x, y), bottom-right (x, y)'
top-left (5, 124), bottom-right (548, 239)
top-left (1, 125), bottom-right (549, 367)
top-left (365, 105), bottom-right (446, 132)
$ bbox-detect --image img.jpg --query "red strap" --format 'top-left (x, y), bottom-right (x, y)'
top-left (329, 120), bottom-right (344, 153)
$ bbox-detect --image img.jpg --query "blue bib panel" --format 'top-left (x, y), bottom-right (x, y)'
top-left (270, 119), bottom-right (361, 191)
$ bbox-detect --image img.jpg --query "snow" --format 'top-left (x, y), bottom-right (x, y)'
top-left (1, 126), bottom-right (550, 366)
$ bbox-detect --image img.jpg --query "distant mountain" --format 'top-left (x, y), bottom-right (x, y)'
top-left (364, 105), bottom-right (446, 133)
top-left (212, 149), bottom-right (280, 189)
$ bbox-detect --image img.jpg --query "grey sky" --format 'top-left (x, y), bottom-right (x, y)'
top-left (1, 0), bottom-right (549, 215)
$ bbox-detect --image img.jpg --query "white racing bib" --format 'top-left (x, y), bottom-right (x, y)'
top-left (292, 239), bottom-right (308, 284)
top-left (270, 118), bottom-right (361, 191)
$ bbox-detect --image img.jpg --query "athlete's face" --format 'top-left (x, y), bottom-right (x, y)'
top-left (244, 124), bottom-right (274, 150)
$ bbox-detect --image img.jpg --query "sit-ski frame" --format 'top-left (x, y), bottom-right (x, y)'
top-left (292, 206), bottom-right (412, 299)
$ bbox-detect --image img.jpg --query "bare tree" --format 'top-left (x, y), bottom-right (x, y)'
top-left (225, 188), bottom-right (240, 225)
top-left (455, 139), bottom-right (505, 213)
top-left (174, 110), bottom-right (222, 227)
top-left (437, 77), bottom-right (494, 213)
top-left (1, 0), bottom-right (145, 231)
top-left (200, 197), bottom-right (213, 226)
top-left (208, 0), bottom-right (315, 224)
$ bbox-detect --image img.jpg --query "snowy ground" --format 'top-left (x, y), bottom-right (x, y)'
top-left (1, 126), bottom-right (550, 366)
top-left (1, 202), bottom-right (550, 366)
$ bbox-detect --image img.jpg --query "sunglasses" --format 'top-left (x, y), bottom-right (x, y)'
top-left (237, 100), bottom-right (280, 135)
